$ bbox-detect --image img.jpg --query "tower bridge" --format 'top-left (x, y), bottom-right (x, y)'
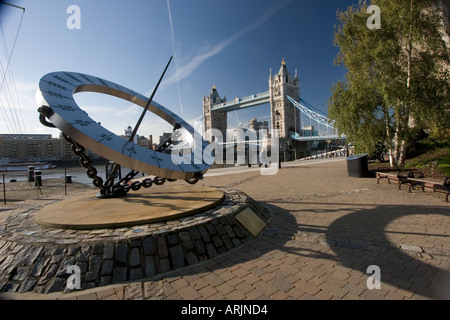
top-left (202, 59), bottom-right (346, 161)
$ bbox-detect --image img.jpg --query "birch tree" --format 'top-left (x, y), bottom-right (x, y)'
top-left (329, 0), bottom-right (450, 167)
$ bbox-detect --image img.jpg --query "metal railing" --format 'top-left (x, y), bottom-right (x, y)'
top-left (298, 147), bottom-right (350, 161)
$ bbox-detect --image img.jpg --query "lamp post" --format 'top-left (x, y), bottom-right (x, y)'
top-left (275, 110), bottom-right (282, 169)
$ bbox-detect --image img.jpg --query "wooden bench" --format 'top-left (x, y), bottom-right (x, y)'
top-left (376, 171), bottom-right (398, 184)
top-left (376, 169), bottom-right (423, 189)
top-left (376, 170), bottom-right (449, 202)
top-left (407, 176), bottom-right (450, 201)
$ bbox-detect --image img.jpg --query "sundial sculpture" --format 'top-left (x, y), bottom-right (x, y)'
top-left (37, 58), bottom-right (212, 198)
top-left (30, 60), bottom-right (264, 284)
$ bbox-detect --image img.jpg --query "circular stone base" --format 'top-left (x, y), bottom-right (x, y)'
top-left (35, 185), bottom-right (225, 230)
top-left (0, 189), bottom-right (272, 295)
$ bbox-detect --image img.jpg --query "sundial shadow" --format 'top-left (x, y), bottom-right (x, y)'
top-left (120, 193), bottom-right (219, 210)
top-left (268, 201), bottom-right (450, 299)
top-left (326, 203), bottom-right (450, 299)
top-left (168, 200), bottom-right (449, 300)
top-left (120, 194), bottom-right (180, 210)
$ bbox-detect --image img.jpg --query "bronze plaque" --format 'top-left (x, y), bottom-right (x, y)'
top-left (235, 208), bottom-right (267, 237)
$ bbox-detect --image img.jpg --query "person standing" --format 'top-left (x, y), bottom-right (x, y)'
top-left (259, 146), bottom-right (268, 168)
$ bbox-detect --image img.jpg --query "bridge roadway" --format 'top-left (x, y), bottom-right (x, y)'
top-left (1, 158), bottom-right (449, 302)
top-left (211, 91), bottom-right (270, 112)
top-left (210, 92), bottom-right (345, 141)
top-left (203, 158), bottom-right (346, 177)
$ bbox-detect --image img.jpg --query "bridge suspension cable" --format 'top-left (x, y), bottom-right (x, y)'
top-left (0, 3), bottom-right (26, 134)
top-left (287, 95), bottom-right (334, 129)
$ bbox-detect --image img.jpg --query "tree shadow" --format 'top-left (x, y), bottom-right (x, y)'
top-left (168, 201), bottom-right (450, 299)
top-left (268, 201), bottom-right (450, 299)
top-left (325, 203), bottom-right (450, 299)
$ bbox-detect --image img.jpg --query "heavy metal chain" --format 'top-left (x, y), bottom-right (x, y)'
top-left (62, 133), bottom-right (172, 197)
top-left (39, 102), bottom-right (202, 197)
top-left (63, 133), bottom-right (108, 194)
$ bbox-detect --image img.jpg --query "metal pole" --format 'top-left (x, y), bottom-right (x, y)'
top-left (3, 174), bottom-right (6, 205)
top-left (65, 168), bottom-right (67, 196)
top-left (277, 124), bottom-right (281, 169)
top-left (111, 56), bottom-right (173, 177)
top-left (1, 2), bottom-right (26, 11)
top-left (129, 56), bottom-right (173, 142)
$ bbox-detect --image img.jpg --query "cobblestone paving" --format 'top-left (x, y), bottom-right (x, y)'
top-left (1, 158), bottom-right (449, 300)
top-left (0, 189), bottom-right (271, 294)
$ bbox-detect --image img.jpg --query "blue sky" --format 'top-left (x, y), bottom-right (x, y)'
top-left (0, 0), bottom-right (358, 140)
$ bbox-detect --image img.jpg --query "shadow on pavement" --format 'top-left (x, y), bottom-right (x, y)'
top-left (326, 204), bottom-right (450, 299)
top-left (173, 200), bottom-right (449, 300)
top-left (267, 201), bottom-right (450, 299)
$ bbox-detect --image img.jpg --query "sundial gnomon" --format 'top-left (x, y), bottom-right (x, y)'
top-left (37, 58), bottom-right (212, 198)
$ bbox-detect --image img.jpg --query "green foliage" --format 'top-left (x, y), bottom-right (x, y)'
top-left (407, 136), bottom-right (450, 158)
top-left (438, 156), bottom-right (450, 176)
top-left (329, 0), bottom-right (450, 165)
top-left (329, 80), bottom-right (386, 156)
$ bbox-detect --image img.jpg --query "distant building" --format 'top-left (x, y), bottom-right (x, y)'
top-left (249, 118), bottom-right (257, 131)
top-left (136, 135), bottom-right (152, 149)
top-left (122, 125), bottom-right (138, 144)
top-left (159, 132), bottom-right (172, 145)
top-left (226, 117), bottom-right (269, 144)
top-left (0, 126), bottom-right (159, 164)
top-left (248, 117), bottom-right (269, 133)
top-left (0, 133), bottom-right (74, 162)
top-left (226, 128), bottom-right (238, 144)
top-left (124, 125), bottom-right (133, 138)
top-left (120, 126), bottom-right (153, 149)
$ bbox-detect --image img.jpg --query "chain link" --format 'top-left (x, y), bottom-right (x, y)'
top-left (40, 104), bottom-right (203, 198)
top-left (61, 133), bottom-right (202, 197)
top-left (64, 134), bottom-right (108, 194)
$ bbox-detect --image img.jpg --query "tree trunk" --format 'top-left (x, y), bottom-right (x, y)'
top-left (398, 140), bottom-right (407, 166)
top-left (389, 150), bottom-right (395, 167)
top-left (385, 111), bottom-right (395, 167)
top-left (392, 114), bottom-right (402, 166)
top-left (398, 0), bottom-right (414, 167)
top-left (393, 131), bottom-right (399, 166)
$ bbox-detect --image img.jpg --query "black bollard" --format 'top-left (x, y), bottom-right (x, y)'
top-left (28, 166), bottom-right (35, 182)
top-left (35, 171), bottom-right (42, 187)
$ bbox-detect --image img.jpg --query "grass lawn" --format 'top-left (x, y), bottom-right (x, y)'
top-left (437, 155), bottom-right (450, 177)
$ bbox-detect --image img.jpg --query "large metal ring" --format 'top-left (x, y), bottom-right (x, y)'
top-left (37, 71), bottom-right (211, 180)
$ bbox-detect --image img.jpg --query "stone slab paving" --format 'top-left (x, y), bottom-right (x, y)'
top-left (1, 158), bottom-right (449, 300)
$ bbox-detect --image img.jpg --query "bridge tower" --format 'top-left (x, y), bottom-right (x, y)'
top-left (269, 58), bottom-right (301, 141)
top-left (203, 84), bottom-right (227, 142)
top-left (203, 59), bottom-right (301, 147)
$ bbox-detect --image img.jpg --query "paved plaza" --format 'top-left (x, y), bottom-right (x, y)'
top-left (1, 158), bottom-right (449, 300)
